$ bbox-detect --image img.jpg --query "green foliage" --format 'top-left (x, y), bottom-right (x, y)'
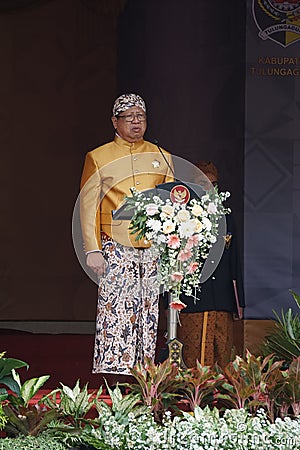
top-left (11, 373), bottom-right (51, 408)
top-left (128, 357), bottom-right (182, 421)
top-left (41, 379), bottom-right (103, 448)
top-left (220, 350), bottom-right (283, 418)
top-left (271, 356), bottom-right (300, 418)
top-left (179, 361), bottom-right (225, 411)
top-left (0, 403), bottom-right (8, 431)
top-left (81, 426), bottom-right (114, 450)
top-left (0, 433), bottom-right (69, 449)
top-left (0, 352), bottom-right (28, 398)
top-left (42, 379), bottom-right (102, 427)
top-left (2, 374), bottom-right (57, 437)
top-left (262, 290), bottom-right (300, 363)
top-left (100, 382), bottom-right (149, 424)
top-left (291, 290), bottom-right (300, 308)
top-left (2, 354), bottom-right (300, 449)
top-left (3, 404), bottom-right (59, 438)
top-left (80, 384), bottom-right (150, 449)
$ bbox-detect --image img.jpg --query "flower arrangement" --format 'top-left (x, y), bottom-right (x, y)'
top-left (125, 184), bottom-right (230, 307)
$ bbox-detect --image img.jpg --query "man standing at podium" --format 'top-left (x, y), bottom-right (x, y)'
top-left (80, 93), bottom-right (173, 380)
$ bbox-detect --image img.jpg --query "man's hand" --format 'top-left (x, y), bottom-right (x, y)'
top-left (86, 252), bottom-right (107, 277)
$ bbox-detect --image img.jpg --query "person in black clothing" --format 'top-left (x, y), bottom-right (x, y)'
top-left (176, 161), bottom-right (245, 368)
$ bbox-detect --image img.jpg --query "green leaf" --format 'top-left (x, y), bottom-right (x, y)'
top-left (290, 290), bottom-right (300, 309)
top-left (2, 404), bottom-right (29, 436)
top-left (21, 375), bottom-right (50, 407)
top-left (60, 384), bottom-right (77, 402)
top-left (29, 408), bottom-right (59, 437)
top-left (0, 358), bottom-right (28, 379)
top-left (0, 375), bottom-right (21, 395)
top-left (286, 313), bottom-right (296, 340)
top-left (0, 387), bottom-right (8, 401)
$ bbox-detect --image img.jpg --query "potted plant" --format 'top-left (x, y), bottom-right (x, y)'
top-left (261, 290), bottom-right (300, 364)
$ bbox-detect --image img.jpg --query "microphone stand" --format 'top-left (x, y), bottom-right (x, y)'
top-left (167, 292), bottom-right (186, 369)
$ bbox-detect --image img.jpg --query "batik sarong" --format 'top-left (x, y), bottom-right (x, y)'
top-left (92, 236), bottom-right (159, 374)
top-left (177, 311), bottom-right (234, 368)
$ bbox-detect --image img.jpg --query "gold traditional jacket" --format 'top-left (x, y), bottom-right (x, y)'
top-left (80, 135), bottom-right (174, 251)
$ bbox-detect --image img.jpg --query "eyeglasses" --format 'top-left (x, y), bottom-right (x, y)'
top-left (117, 113), bottom-right (146, 122)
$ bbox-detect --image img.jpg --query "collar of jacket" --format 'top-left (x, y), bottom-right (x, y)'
top-left (114, 134), bottom-right (145, 151)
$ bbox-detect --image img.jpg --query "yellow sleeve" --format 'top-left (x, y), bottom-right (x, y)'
top-left (80, 152), bottom-right (102, 252)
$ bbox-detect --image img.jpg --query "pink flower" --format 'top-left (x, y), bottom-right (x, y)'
top-left (178, 249), bottom-right (192, 261)
top-left (186, 234), bottom-right (200, 248)
top-left (167, 234), bottom-right (181, 249)
top-left (187, 261), bottom-right (199, 274)
top-left (170, 300), bottom-right (187, 311)
top-left (185, 240), bottom-right (193, 250)
top-left (170, 272), bottom-right (184, 282)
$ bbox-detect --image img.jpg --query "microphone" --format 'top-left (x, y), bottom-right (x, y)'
top-left (152, 139), bottom-right (178, 181)
top-left (152, 139), bottom-right (203, 200)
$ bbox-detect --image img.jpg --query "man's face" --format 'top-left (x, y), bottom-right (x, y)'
top-left (111, 106), bottom-right (147, 143)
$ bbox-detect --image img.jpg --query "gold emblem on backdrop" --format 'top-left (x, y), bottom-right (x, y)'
top-left (252, 0), bottom-right (300, 47)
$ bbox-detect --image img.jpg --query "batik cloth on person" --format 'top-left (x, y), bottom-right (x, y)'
top-left (93, 233), bottom-right (159, 374)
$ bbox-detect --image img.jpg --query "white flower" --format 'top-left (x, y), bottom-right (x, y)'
top-left (179, 220), bottom-right (197, 238)
top-left (192, 218), bottom-right (202, 232)
top-left (162, 220), bottom-right (176, 234)
top-left (152, 195), bottom-right (161, 203)
top-left (191, 203), bottom-right (203, 216)
top-left (161, 204), bottom-right (175, 217)
top-left (207, 202), bottom-right (217, 214)
top-left (202, 217), bottom-right (212, 231)
top-left (146, 218), bottom-right (161, 232)
top-left (156, 234), bottom-right (166, 244)
top-left (176, 209), bottom-right (190, 223)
